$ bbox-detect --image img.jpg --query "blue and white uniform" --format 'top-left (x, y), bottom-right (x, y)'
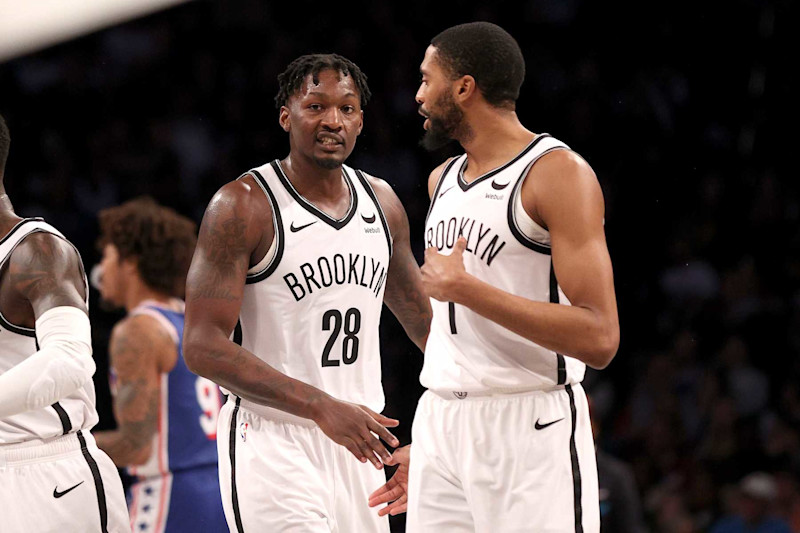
top-left (123, 300), bottom-right (226, 533)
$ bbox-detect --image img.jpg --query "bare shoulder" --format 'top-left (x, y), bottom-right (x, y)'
top-left (6, 231), bottom-right (86, 314)
top-left (522, 149), bottom-right (605, 227)
top-left (110, 314), bottom-right (176, 372)
top-left (427, 158), bottom-right (455, 198)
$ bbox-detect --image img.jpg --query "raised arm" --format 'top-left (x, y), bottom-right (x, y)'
top-left (0, 232), bottom-right (94, 417)
top-left (95, 315), bottom-right (176, 466)
top-left (421, 150), bottom-right (619, 369)
top-left (369, 177), bottom-right (431, 352)
top-left (183, 178), bottom-right (399, 467)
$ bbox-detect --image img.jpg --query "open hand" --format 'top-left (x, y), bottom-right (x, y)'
top-left (368, 444), bottom-right (410, 516)
top-left (313, 398), bottom-right (399, 469)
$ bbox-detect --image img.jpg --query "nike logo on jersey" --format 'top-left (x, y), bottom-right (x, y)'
top-left (53, 481), bottom-right (84, 498)
top-left (438, 185), bottom-right (455, 198)
top-left (491, 179), bottom-right (510, 190)
top-left (534, 417), bottom-right (564, 430)
top-left (361, 213), bottom-right (376, 224)
top-left (290, 221), bottom-right (317, 233)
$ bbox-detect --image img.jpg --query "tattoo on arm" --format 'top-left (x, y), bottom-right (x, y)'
top-left (190, 215), bottom-right (250, 302)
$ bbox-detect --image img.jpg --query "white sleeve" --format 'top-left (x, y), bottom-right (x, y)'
top-left (0, 306), bottom-right (95, 418)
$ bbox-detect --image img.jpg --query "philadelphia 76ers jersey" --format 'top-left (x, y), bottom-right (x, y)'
top-left (0, 218), bottom-right (96, 444)
top-left (123, 300), bottom-right (223, 479)
top-left (422, 134), bottom-right (587, 393)
top-left (230, 160), bottom-right (393, 422)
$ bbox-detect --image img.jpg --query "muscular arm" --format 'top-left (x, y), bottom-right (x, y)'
top-left (0, 232), bottom-right (93, 417)
top-left (183, 178), bottom-right (327, 414)
top-left (370, 178), bottom-right (431, 352)
top-left (95, 315), bottom-right (175, 466)
top-left (422, 151), bottom-right (619, 369)
top-left (184, 178), bottom-right (400, 466)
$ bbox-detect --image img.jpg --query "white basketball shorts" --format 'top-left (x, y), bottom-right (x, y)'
top-left (217, 396), bottom-right (390, 532)
top-left (407, 384), bottom-right (599, 533)
top-left (0, 430), bottom-right (130, 532)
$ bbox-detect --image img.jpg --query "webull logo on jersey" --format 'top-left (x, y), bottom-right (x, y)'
top-left (425, 217), bottom-right (506, 266)
top-left (283, 253), bottom-right (387, 301)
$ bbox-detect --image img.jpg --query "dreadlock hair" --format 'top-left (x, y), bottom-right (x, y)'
top-left (274, 53), bottom-right (371, 109)
top-left (431, 22), bottom-right (525, 109)
top-left (0, 113), bottom-right (10, 176)
top-left (98, 197), bottom-right (197, 298)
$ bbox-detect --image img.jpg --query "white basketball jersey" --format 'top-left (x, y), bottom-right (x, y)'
top-left (231, 161), bottom-right (392, 422)
top-left (422, 134), bottom-right (586, 392)
top-left (0, 218), bottom-right (97, 444)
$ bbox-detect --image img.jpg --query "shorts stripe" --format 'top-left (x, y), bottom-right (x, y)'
top-left (550, 261), bottom-right (567, 384)
top-left (51, 402), bottom-right (72, 435)
top-left (77, 430), bottom-right (109, 533)
top-left (565, 385), bottom-right (583, 532)
top-left (229, 397), bottom-right (245, 533)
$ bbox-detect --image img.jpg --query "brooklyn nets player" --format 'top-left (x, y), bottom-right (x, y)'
top-left (404, 23), bottom-right (619, 532)
top-left (184, 55), bottom-right (430, 532)
top-left (0, 113), bottom-right (130, 532)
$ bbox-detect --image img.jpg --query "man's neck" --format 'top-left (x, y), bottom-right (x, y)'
top-left (124, 280), bottom-right (173, 313)
top-left (0, 191), bottom-right (24, 237)
top-left (281, 153), bottom-right (347, 201)
top-left (459, 110), bottom-right (536, 182)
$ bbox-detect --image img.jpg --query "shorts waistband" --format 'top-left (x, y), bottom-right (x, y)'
top-left (232, 396), bottom-right (318, 428)
top-left (427, 385), bottom-right (569, 401)
top-left (0, 431), bottom-right (93, 466)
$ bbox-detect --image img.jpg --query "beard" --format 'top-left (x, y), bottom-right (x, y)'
top-left (420, 92), bottom-right (468, 152)
top-left (313, 154), bottom-right (344, 170)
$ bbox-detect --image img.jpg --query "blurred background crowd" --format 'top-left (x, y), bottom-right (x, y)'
top-left (0, 0), bottom-right (795, 531)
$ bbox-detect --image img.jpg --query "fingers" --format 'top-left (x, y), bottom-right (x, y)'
top-left (379, 495), bottom-right (408, 517)
top-left (364, 431), bottom-right (392, 466)
top-left (368, 483), bottom-right (403, 507)
top-left (342, 438), bottom-right (368, 464)
top-left (453, 237), bottom-right (467, 256)
top-left (424, 246), bottom-right (438, 260)
top-left (363, 407), bottom-right (400, 445)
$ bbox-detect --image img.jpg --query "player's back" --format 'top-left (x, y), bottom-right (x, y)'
top-left (423, 134), bottom-right (587, 393)
top-left (125, 300), bottom-right (222, 478)
top-left (232, 160), bottom-right (393, 422)
top-left (0, 218), bottom-right (97, 444)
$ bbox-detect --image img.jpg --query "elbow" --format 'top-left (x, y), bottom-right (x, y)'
top-left (182, 337), bottom-right (206, 376)
top-left (585, 325), bottom-right (619, 370)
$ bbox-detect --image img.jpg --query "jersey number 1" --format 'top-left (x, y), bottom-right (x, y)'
top-left (322, 308), bottom-right (361, 367)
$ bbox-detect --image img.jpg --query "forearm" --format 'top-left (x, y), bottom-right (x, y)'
top-left (94, 429), bottom-right (152, 467)
top-left (453, 275), bottom-right (617, 368)
top-left (186, 335), bottom-right (332, 420)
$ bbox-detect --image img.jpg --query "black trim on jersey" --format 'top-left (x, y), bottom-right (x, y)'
top-left (507, 159), bottom-right (552, 256)
top-left (354, 169), bottom-right (393, 257)
top-left (424, 157), bottom-right (460, 225)
top-left (565, 385), bottom-right (584, 532)
top-left (271, 160), bottom-right (358, 230)
top-left (551, 262), bottom-right (567, 385)
top-left (0, 217), bottom-right (44, 246)
top-left (456, 134), bottom-right (550, 192)
top-left (77, 430), bottom-right (109, 533)
top-left (0, 311), bottom-right (35, 336)
top-left (229, 397), bottom-right (245, 533)
top-left (448, 302), bottom-right (457, 334)
top-left (232, 320), bottom-right (243, 346)
top-left (52, 403), bottom-right (73, 435)
top-left (246, 170), bottom-right (285, 284)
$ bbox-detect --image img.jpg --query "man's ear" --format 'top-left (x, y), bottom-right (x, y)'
top-left (279, 105), bottom-right (291, 132)
top-left (454, 75), bottom-right (477, 103)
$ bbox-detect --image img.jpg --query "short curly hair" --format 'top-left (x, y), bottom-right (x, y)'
top-left (274, 53), bottom-right (371, 109)
top-left (98, 197), bottom-right (197, 298)
top-left (431, 22), bottom-right (525, 109)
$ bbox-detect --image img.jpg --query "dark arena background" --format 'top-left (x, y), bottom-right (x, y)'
top-left (1, 0), bottom-right (796, 531)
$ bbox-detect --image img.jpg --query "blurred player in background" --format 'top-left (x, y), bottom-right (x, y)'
top-left (183, 53), bottom-right (430, 532)
top-left (93, 197), bottom-right (226, 532)
top-left (404, 22), bottom-right (619, 531)
top-left (0, 112), bottom-right (130, 531)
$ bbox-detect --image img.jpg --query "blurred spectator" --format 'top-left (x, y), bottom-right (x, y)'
top-left (710, 473), bottom-right (792, 533)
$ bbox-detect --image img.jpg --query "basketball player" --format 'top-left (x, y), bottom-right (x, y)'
top-left (93, 197), bottom-right (227, 532)
top-left (0, 113), bottom-right (130, 531)
top-left (405, 22), bottom-right (619, 532)
top-left (183, 54), bottom-right (431, 532)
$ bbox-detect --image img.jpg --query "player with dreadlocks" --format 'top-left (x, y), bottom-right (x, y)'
top-left (183, 54), bottom-right (431, 531)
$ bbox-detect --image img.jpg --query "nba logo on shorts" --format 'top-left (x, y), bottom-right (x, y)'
top-left (239, 422), bottom-right (249, 442)
top-left (453, 392), bottom-right (468, 399)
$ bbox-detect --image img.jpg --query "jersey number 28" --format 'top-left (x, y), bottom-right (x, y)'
top-left (322, 308), bottom-right (361, 367)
